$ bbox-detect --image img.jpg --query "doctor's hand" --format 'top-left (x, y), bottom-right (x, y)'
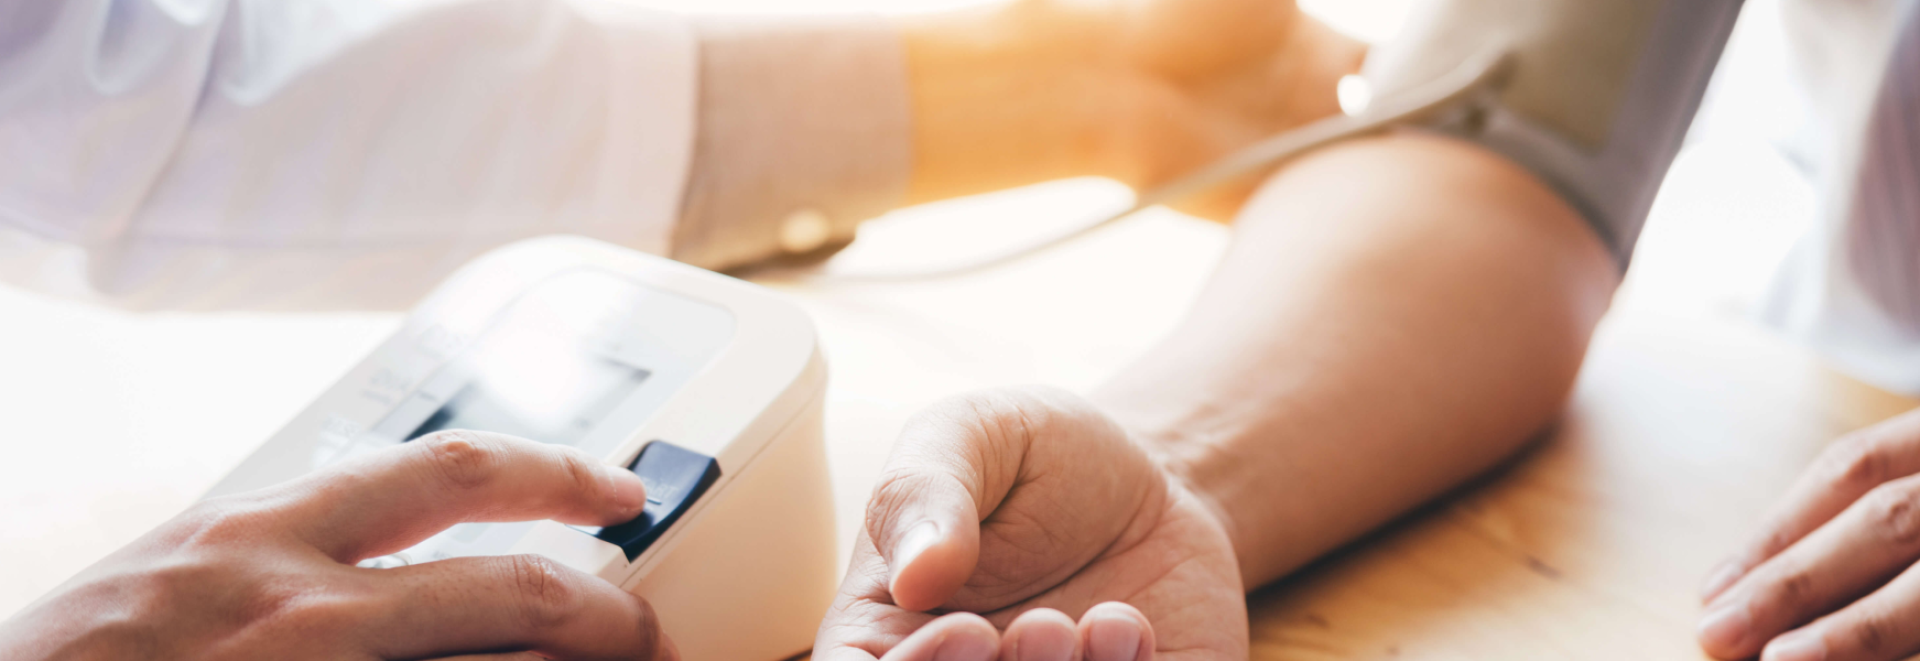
top-left (904, 0), bottom-right (1365, 219)
top-left (1698, 408), bottom-right (1920, 661)
top-left (814, 387), bottom-right (1247, 661)
top-left (1096, 0), bottom-right (1369, 217)
top-left (0, 431), bottom-right (675, 661)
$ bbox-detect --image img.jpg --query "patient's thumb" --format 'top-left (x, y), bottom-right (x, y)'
top-left (867, 467), bottom-right (979, 612)
top-left (865, 400), bottom-right (1005, 612)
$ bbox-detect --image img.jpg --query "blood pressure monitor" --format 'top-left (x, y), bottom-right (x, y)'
top-left (206, 236), bottom-right (837, 661)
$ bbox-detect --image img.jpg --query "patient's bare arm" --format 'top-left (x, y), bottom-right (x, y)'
top-left (1096, 132), bottom-right (1618, 588)
top-left (815, 132), bottom-right (1618, 660)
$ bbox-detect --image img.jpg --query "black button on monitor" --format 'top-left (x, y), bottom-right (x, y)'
top-left (596, 441), bottom-right (721, 561)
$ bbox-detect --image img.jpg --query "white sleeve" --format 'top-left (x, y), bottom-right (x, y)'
top-left (0, 0), bottom-right (695, 311)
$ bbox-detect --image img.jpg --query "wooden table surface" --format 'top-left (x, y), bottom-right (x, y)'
top-left (1243, 310), bottom-right (1917, 659)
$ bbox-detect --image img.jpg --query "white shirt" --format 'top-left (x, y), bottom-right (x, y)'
top-left (1763, 0), bottom-right (1920, 393)
top-left (0, 0), bottom-right (695, 310)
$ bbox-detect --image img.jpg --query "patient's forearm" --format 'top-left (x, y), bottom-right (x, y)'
top-left (1093, 133), bottom-right (1618, 588)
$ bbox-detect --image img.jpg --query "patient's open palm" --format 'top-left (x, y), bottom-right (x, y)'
top-left (815, 387), bottom-right (1246, 661)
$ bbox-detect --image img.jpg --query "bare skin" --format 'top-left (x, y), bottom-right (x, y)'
top-left (816, 387), bottom-right (1245, 661)
top-left (1697, 408), bottom-right (1920, 661)
top-left (900, 0), bottom-right (1364, 219)
top-left (0, 432), bottom-right (674, 661)
top-left (814, 133), bottom-right (1619, 660)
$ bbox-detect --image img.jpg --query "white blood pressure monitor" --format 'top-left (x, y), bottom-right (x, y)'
top-left (206, 237), bottom-right (837, 661)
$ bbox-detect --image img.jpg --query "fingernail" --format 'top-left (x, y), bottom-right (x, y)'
top-left (602, 465), bottom-right (647, 514)
top-left (1698, 603), bottom-right (1752, 653)
top-left (1087, 611), bottom-right (1142, 661)
top-left (1702, 560), bottom-right (1743, 602)
top-left (893, 521), bottom-right (940, 573)
top-left (1013, 623), bottom-right (1075, 661)
top-left (934, 628), bottom-right (994, 661)
top-left (1763, 631), bottom-right (1827, 661)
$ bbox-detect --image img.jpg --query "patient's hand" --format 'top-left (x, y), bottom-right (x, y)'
top-left (1698, 408), bottom-right (1920, 661)
top-left (814, 387), bottom-right (1246, 661)
top-left (0, 431), bottom-right (674, 661)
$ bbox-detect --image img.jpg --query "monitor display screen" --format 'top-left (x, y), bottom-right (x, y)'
top-left (405, 341), bottom-right (651, 447)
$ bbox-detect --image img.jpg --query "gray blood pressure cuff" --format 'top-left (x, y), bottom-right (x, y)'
top-left (1364, 0), bottom-right (1744, 267)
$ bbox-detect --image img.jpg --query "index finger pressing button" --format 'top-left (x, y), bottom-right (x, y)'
top-left (595, 441), bottom-right (721, 561)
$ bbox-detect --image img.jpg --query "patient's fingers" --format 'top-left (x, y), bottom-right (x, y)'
top-left (1001, 608), bottom-right (1078, 661)
top-left (864, 387), bottom-right (1156, 614)
top-left (875, 612), bottom-right (998, 661)
top-left (1078, 602), bottom-right (1154, 661)
top-left (1699, 473), bottom-right (1920, 659)
top-left (277, 430), bottom-right (648, 562)
top-left (1705, 411), bottom-right (1920, 603)
top-left (1760, 561), bottom-right (1920, 661)
top-left (812, 533), bottom-right (947, 661)
top-left (865, 404), bottom-right (989, 614)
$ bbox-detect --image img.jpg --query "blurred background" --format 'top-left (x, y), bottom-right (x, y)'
top-left (0, 0), bottom-right (1813, 617)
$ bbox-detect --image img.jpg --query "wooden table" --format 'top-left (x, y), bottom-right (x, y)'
top-left (1244, 310), bottom-right (1917, 659)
